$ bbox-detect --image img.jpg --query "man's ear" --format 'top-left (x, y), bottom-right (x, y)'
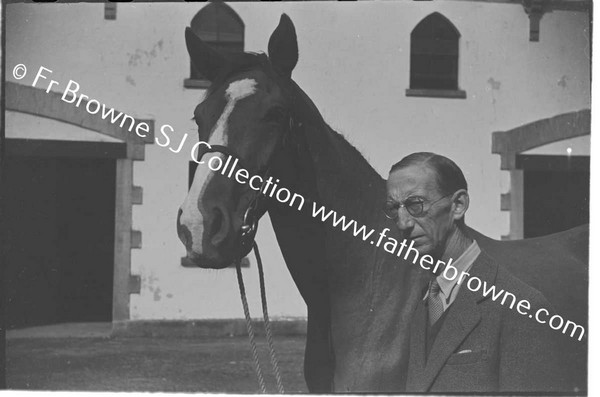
top-left (268, 14), bottom-right (298, 79)
top-left (185, 27), bottom-right (229, 82)
top-left (451, 189), bottom-right (470, 222)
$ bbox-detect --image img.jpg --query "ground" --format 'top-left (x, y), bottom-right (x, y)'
top-left (5, 324), bottom-right (308, 393)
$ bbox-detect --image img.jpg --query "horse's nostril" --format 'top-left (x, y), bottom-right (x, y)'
top-left (210, 205), bottom-right (230, 246)
top-left (210, 208), bottom-right (223, 238)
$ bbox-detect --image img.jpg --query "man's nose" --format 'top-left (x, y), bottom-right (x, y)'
top-left (396, 207), bottom-right (415, 231)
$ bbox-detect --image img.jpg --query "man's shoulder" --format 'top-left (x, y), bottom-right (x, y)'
top-left (475, 250), bottom-right (550, 308)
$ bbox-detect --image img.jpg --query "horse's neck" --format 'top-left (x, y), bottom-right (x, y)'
top-left (266, 81), bottom-right (390, 297)
top-left (292, 83), bottom-right (386, 224)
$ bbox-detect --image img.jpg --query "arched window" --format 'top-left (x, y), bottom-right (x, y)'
top-left (184, 3), bottom-right (245, 88)
top-left (407, 13), bottom-right (465, 98)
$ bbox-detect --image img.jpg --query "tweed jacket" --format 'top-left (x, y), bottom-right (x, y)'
top-left (406, 251), bottom-right (566, 393)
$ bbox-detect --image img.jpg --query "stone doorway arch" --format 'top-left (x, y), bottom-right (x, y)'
top-left (492, 109), bottom-right (590, 239)
top-left (5, 81), bottom-right (154, 323)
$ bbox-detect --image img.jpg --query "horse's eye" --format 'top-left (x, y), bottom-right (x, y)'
top-left (263, 107), bottom-right (289, 124)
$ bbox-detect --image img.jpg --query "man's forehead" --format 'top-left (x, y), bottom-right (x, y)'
top-left (387, 165), bottom-right (439, 196)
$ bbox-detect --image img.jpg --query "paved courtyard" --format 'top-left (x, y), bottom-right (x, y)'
top-left (6, 324), bottom-right (308, 393)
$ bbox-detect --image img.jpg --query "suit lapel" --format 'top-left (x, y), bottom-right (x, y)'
top-left (418, 252), bottom-right (498, 391)
top-left (419, 291), bottom-right (481, 390)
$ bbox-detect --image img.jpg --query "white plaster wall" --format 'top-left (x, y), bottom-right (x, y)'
top-left (5, 2), bottom-right (590, 320)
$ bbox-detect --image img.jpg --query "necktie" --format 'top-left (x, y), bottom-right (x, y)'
top-left (428, 278), bottom-right (444, 326)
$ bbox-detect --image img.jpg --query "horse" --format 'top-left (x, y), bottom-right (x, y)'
top-left (176, 15), bottom-right (588, 392)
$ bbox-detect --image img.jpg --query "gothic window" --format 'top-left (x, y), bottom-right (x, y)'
top-left (185, 3), bottom-right (245, 88)
top-left (407, 13), bottom-right (465, 98)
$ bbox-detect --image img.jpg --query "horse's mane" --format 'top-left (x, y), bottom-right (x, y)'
top-left (290, 80), bottom-right (381, 179)
top-left (290, 80), bottom-right (385, 218)
top-left (330, 129), bottom-right (381, 177)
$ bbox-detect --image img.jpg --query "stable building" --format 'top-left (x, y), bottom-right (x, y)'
top-left (4, 0), bottom-right (590, 334)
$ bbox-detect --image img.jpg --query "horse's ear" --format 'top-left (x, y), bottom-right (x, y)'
top-left (185, 27), bottom-right (228, 82)
top-left (268, 14), bottom-right (298, 79)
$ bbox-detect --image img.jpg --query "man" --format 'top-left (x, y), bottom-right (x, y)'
top-left (385, 152), bottom-right (564, 393)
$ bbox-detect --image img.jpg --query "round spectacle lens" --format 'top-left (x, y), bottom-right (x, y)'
top-left (383, 203), bottom-right (398, 219)
top-left (405, 201), bottom-right (425, 217)
top-left (382, 199), bottom-right (428, 219)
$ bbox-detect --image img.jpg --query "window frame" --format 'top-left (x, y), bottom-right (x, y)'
top-left (184, 3), bottom-right (245, 89)
top-left (406, 12), bottom-right (466, 99)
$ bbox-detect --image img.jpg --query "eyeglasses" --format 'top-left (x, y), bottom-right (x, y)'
top-left (383, 193), bottom-right (452, 219)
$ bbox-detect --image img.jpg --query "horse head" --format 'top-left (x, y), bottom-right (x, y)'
top-left (177, 15), bottom-right (302, 269)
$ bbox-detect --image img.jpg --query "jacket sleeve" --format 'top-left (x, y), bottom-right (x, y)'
top-left (498, 292), bottom-right (568, 392)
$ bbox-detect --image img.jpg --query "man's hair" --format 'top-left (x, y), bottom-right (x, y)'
top-left (389, 152), bottom-right (468, 196)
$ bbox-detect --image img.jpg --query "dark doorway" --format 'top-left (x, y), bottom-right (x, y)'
top-left (4, 156), bottom-right (116, 328)
top-left (519, 155), bottom-right (590, 238)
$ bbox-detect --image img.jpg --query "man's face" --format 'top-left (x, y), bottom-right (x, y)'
top-left (386, 165), bottom-right (455, 258)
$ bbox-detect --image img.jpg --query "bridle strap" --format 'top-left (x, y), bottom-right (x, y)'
top-left (196, 116), bottom-right (299, 258)
top-left (195, 143), bottom-right (270, 258)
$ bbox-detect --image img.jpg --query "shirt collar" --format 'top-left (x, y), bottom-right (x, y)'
top-left (436, 240), bottom-right (481, 297)
top-left (422, 240), bottom-right (481, 301)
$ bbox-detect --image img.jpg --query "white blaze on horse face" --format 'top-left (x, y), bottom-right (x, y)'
top-left (210, 78), bottom-right (258, 146)
top-left (180, 78), bottom-right (258, 254)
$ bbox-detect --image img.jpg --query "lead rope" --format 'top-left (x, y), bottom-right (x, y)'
top-left (235, 242), bottom-right (285, 394)
top-left (254, 242), bottom-right (285, 393)
top-left (235, 256), bottom-right (266, 393)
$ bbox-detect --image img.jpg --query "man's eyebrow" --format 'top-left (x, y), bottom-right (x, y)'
top-left (386, 194), bottom-right (425, 203)
top-left (402, 190), bottom-right (425, 199)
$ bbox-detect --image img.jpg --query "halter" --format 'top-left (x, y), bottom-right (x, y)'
top-left (195, 115), bottom-right (299, 394)
top-left (195, 115), bottom-right (298, 259)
